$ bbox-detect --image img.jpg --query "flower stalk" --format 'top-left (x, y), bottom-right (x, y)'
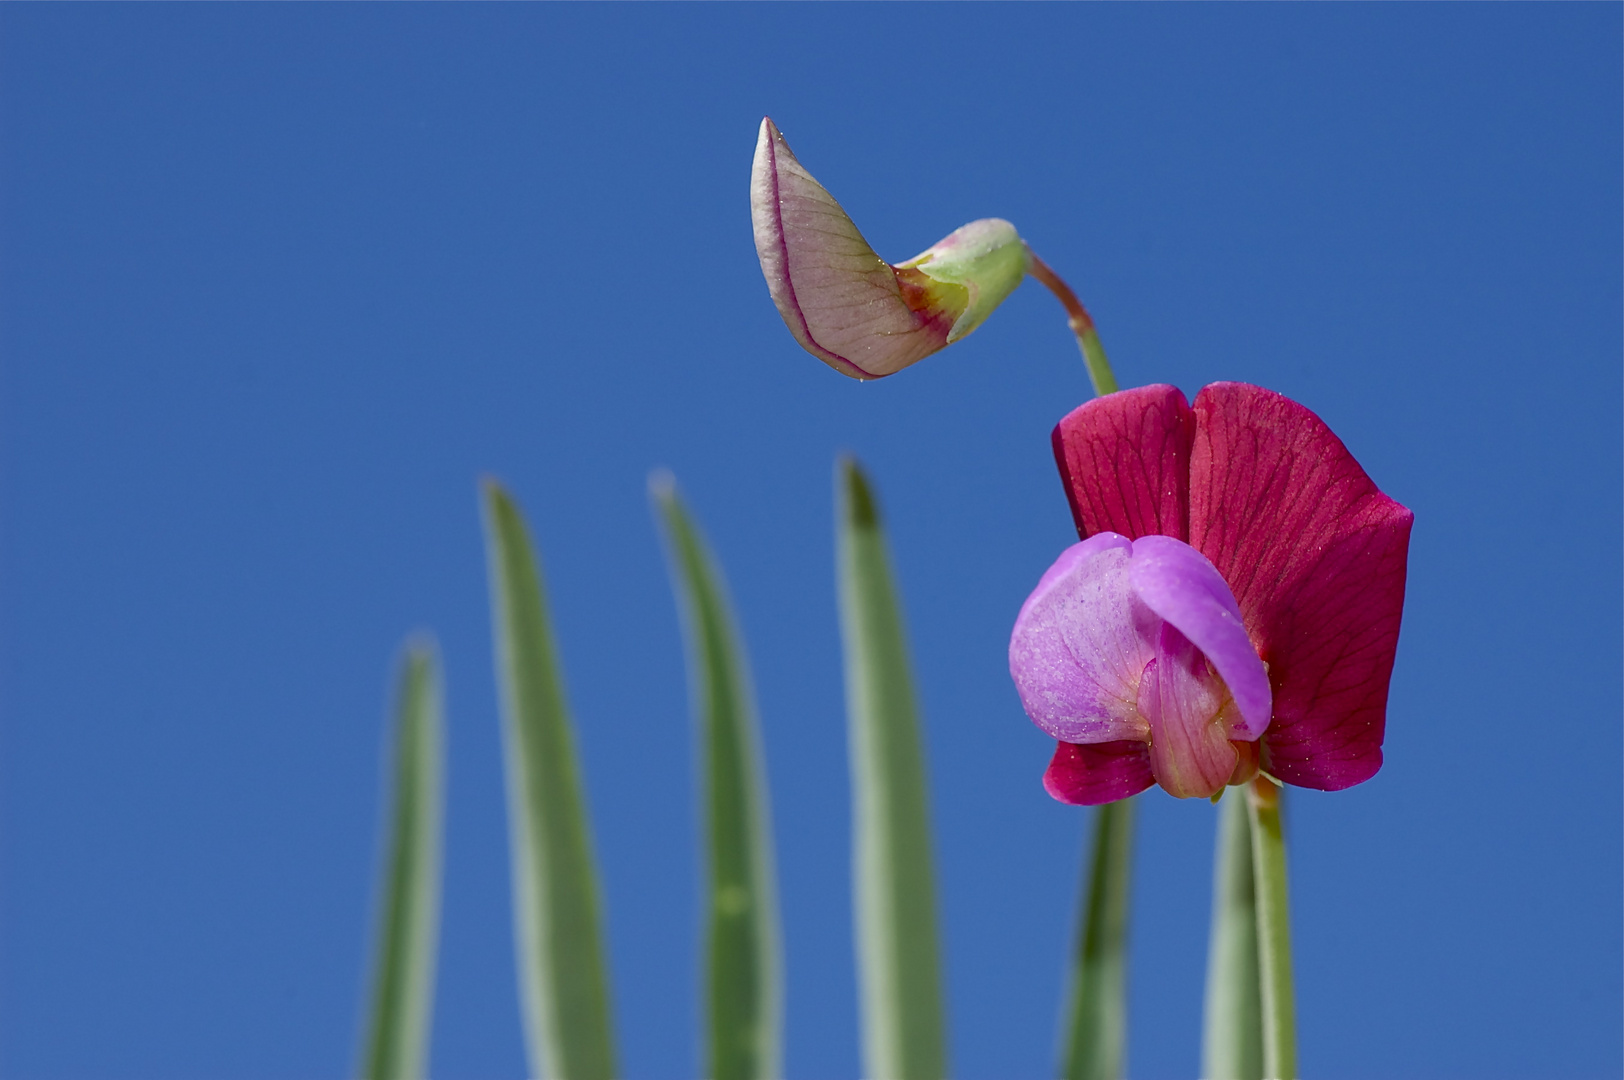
top-left (1057, 797), bottom-right (1136, 1080)
top-left (1201, 792), bottom-right (1263, 1080)
top-left (1026, 252), bottom-right (1118, 398)
top-left (1247, 777), bottom-right (1296, 1080)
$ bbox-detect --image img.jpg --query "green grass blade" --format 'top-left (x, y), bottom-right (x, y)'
top-left (1057, 797), bottom-right (1136, 1080)
top-left (481, 479), bottom-right (617, 1080)
top-left (650, 472), bottom-right (782, 1080)
top-left (359, 640), bottom-right (445, 1080)
top-left (1202, 791), bottom-right (1264, 1080)
top-left (835, 457), bottom-right (948, 1080)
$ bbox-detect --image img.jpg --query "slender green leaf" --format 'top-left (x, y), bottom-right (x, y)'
top-left (650, 472), bottom-right (782, 1080)
top-left (835, 457), bottom-right (947, 1080)
top-left (359, 640), bottom-right (445, 1080)
top-left (1202, 791), bottom-right (1263, 1080)
top-left (1057, 798), bottom-right (1135, 1080)
top-left (1247, 779), bottom-right (1297, 1080)
top-left (481, 479), bottom-right (616, 1080)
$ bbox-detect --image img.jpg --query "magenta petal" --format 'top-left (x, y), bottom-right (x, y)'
top-left (1028, 530), bottom-right (1128, 596)
top-left (1043, 740), bottom-right (1155, 806)
top-left (1010, 534), bottom-right (1156, 745)
top-left (1189, 383), bottom-right (1414, 791)
top-left (1137, 628), bottom-right (1239, 800)
top-left (1052, 384), bottom-right (1196, 541)
top-left (1128, 535), bottom-right (1272, 737)
top-left (749, 118), bottom-right (948, 379)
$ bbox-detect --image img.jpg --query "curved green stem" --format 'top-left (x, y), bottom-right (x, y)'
top-left (1026, 251), bottom-right (1119, 398)
top-left (1247, 778), bottom-right (1297, 1080)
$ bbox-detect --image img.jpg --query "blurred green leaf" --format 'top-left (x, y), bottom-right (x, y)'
top-left (1202, 791), bottom-right (1264, 1080)
top-left (359, 640), bottom-right (445, 1080)
top-left (650, 472), bottom-right (782, 1080)
top-left (835, 457), bottom-right (947, 1080)
top-left (1057, 798), bottom-right (1136, 1080)
top-left (482, 480), bottom-right (616, 1080)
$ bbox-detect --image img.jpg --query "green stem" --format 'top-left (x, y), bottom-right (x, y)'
top-left (1025, 251), bottom-right (1119, 397)
top-left (1077, 329), bottom-right (1118, 398)
top-left (1247, 779), bottom-right (1297, 1080)
top-left (1057, 797), bottom-right (1136, 1080)
top-left (1201, 792), bottom-right (1263, 1080)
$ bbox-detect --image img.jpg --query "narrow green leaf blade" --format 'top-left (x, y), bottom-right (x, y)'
top-left (835, 458), bottom-right (947, 1080)
top-left (359, 640), bottom-right (445, 1080)
top-left (482, 479), bottom-right (617, 1080)
top-left (650, 472), bottom-right (782, 1080)
top-left (1202, 791), bottom-right (1264, 1080)
top-left (1057, 797), bottom-right (1136, 1080)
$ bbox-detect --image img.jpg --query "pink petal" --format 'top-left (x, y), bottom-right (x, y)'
top-left (1043, 739), bottom-right (1155, 806)
top-left (1128, 535), bottom-right (1272, 737)
top-left (1008, 534), bottom-right (1157, 745)
top-left (749, 119), bottom-right (951, 379)
top-left (1137, 626), bottom-right (1239, 800)
top-left (1189, 383), bottom-right (1414, 790)
top-left (1051, 384), bottom-right (1196, 541)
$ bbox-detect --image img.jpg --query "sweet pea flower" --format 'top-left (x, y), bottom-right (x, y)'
top-left (750, 117), bottom-right (1029, 379)
top-left (1009, 382), bottom-right (1412, 804)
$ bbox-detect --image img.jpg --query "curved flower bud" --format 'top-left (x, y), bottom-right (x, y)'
top-left (750, 117), bottom-right (1028, 379)
top-left (895, 218), bottom-right (1030, 344)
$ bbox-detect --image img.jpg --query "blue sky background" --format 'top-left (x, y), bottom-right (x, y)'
top-left (2, 6), bottom-right (1619, 1079)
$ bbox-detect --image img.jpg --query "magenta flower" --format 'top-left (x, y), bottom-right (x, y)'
top-left (750, 118), bottom-right (1029, 380)
top-left (1009, 382), bottom-right (1413, 804)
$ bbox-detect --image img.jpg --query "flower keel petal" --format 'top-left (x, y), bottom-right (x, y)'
top-left (1138, 627), bottom-right (1237, 800)
top-left (1128, 535), bottom-right (1271, 737)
